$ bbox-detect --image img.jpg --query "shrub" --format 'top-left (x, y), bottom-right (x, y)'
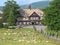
top-left (0, 19), bottom-right (3, 28)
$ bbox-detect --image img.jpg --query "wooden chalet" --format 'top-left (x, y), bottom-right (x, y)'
top-left (17, 9), bottom-right (44, 25)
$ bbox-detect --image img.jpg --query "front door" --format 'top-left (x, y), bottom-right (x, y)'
top-left (31, 21), bottom-right (39, 25)
top-left (32, 22), bottom-right (35, 25)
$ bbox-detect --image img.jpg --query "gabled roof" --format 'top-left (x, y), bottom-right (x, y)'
top-left (21, 9), bottom-right (44, 17)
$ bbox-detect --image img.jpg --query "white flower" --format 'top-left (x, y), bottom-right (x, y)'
top-left (46, 41), bottom-right (49, 43)
top-left (39, 41), bottom-right (41, 42)
top-left (4, 33), bottom-right (7, 35)
top-left (22, 40), bottom-right (24, 41)
top-left (23, 37), bottom-right (25, 39)
top-left (6, 31), bottom-right (8, 32)
top-left (27, 41), bottom-right (30, 43)
top-left (8, 33), bottom-right (11, 35)
top-left (2, 38), bottom-right (5, 40)
top-left (19, 40), bottom-right (22, 42)
top-left (13, 33), bottom-right (17, 35)
top-left (13, 39), bottom-right (17, 41)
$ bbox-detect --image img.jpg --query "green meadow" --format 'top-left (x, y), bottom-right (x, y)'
top-left (0, 28), bottom-right (60, 45)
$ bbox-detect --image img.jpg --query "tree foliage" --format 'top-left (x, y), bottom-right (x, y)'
top-left (0, 19), bottom-right (3, 28)
top-left (3, 0), bottom-right (20, 26)
top-left (43, 0), bottom-right (60, 31)
top-left (8, 9), bottom-right (16, 26)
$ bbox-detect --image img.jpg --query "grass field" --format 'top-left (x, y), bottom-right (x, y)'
top-left (0, 28), bottom-right (60, 45)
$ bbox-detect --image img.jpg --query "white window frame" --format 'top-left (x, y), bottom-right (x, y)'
top-left (27, 22), bottom-right (30, 25)
top-left (23, 22), bottom-right (26, 25)
top-left (36, 22), bottom-right (39, 24)
top-left (36, 17), bottom-right (39, 20)
top-left (19, 22), bottom-right (22, 24)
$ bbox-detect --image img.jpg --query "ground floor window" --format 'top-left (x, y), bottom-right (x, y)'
top-left (23, 22), bottom-right (26, 25)
top-left (27, 22), bottom-right (30, 25)
top-left (17, 21), bottom-right (40, 25)
top-left (36, 17), bottom-right (39, 20)
top-left (19, 22), bottom-right (22, 25)
top-left (36, 22), bottom-right (39, 24)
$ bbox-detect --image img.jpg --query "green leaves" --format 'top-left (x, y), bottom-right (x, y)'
top-left (43, 0), bottom-right (60, 31)
top-left (8, 9), bottom-right (16, 26)
top-left (0, 19), bottom-right (3, 28)
top-left (3, 0), bottom-right (20, 26)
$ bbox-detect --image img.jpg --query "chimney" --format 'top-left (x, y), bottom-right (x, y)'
top-left (28, 4), bottom-right (31, 10)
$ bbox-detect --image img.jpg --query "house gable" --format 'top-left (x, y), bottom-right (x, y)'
top-left (29, 12), bottom-right (40, 17)
top-left (29, 12), bottom-right (40, 21)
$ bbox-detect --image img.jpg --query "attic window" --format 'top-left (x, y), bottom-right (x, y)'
top-left (33, 13), bottom-right (35, 15)
top-left (36, 17), bottom-right (39, 20)
top-left (33, 12), bottom-right (36, 15)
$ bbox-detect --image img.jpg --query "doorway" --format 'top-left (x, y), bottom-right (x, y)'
top-left (32, 22), bottom-right (35, 25)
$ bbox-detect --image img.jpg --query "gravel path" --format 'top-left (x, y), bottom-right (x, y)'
top-left (23, 25), bottom-right (33, 28)
top-left (23, 25), bottom-right (47, 32)
top-left (23, 25), bottom-right (47, 30)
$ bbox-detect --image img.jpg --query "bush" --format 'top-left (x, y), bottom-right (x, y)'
top-left (0, 19), bottom-right (3, 28)
top-left (3, 24), bottom-right (8, 28)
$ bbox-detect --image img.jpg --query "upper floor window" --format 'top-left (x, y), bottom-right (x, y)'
top-left (30, 17), bottom-right (35, 20)
top-left (30, 17), bottom-right (39, 20)
top-left (36, 17), bottom-right (39, 20)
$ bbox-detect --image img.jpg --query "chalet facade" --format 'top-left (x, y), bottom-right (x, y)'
top-left (17, 9), bottom-right (44, 25)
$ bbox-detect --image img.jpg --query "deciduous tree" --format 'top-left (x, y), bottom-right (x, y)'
top-left (43, 0), bottom-right (60, 31)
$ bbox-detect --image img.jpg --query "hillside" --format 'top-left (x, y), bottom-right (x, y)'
top-left (0, 1), bottom-right (50, 10)
top-left (0, 6), bottom-right (3, 10)
top-left (20, 1), bottom-right (50, 9)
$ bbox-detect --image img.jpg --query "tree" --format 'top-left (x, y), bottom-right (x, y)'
top-left (3, 0), bottom-right (20, 25)
top-left (43, 0), bottom-right (60, 31)
top-left (0, 18), bottom-right (3, 28)
top-left (8, 9), bottom-right (16, 26)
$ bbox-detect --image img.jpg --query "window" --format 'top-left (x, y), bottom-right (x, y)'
top-left (27, 22), bottom-right (30, 25)
top-left (36, 17), bottom-right (39, 20)
top-left (30, 17), bottom-right (39, 20)
top-left (33, 13), bottom-right (36, 15)
top-left (33, 17), bottom-right (35, 20)
top-left (19, 22), bottom-right (22, 24)
top-left (36, 22), bottom-right (39, 24)
top-left (31, 17), bottom-right (33, 20)
top-left (30, 17), bottom-right (34, 20)
top-left (23, 22), bottom-right (26, 25)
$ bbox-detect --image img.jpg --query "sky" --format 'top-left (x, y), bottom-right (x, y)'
top-left (0, 0), bottom-right (50, 6)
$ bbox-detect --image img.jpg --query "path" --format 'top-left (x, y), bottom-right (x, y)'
top-left (23, 25), bottom-right (33, 28)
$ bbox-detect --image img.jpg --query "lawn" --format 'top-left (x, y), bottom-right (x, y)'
top-left (0, 28), bottom-right (60, 45)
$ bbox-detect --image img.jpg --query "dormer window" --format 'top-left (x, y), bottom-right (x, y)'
top-left (33, 13), bottom-right (36, 15)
